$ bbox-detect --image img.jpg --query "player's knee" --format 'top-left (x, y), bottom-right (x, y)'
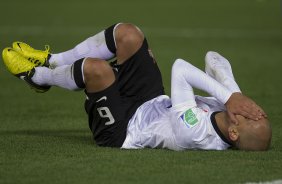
top-left (115, 23), bottom-right (144, 49)
top-left (83, 58), bottom-right (113, 82)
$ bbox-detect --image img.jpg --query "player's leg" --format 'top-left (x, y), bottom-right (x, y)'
top-left (30, 60), bottom-right (85, 91)
top-left (80, 58), bottom-right (130, 147)
top-left (79, 25), bottom-right (164, 147)
top-left (2, 47), bottom-right (110, 92)
top-left (48, 23), bottom-right (143, 66)
top-left (14, 23), bottom-right (144, 68)
top-left (205, 51), bottom-right (241, 93)
top-left (3, 23), bottom-right (162, 96)
top-left (112, 23), bottom-right (144, 63)
top-left (82, 58), bottom-right (115, 92)
top-left (31, 57), bottom-right (114, 91)
top-left (47, 28), bottom-right (115, 68)
top-left (30, 24), bottom-right (145, 90)
top-left (34, 56), bottom-right (129, 146)
top-left (12, 29), bottom-right (114, 69)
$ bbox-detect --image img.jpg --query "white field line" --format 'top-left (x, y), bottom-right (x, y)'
top-left (245, 179), bottom-right (282, 184)
top-left (0, 26), bottom-right (282, 38)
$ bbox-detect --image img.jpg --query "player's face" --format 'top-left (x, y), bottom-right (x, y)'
top-left (234, 115), bottom-right (271, 151)
top-left (236, 115), bottom-right (255, 124)
top-left (235, 115), bottom-right (269, 132)
top-left (235, 115), bottom-right (254, 131)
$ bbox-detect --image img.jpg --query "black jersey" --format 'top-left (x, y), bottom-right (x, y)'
top-left (84, 39), bottom-right (164, 147)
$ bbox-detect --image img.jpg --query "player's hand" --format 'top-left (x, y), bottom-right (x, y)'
top-left (225, 92), bottom-right (267, 125)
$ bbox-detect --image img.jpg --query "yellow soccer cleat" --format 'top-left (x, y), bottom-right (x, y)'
top-left (2, 47), bottom-right (36, 76)
top-left (2, 48), bottom-right (51, 93)
top-left (12, 41), bottom-right (51, 67)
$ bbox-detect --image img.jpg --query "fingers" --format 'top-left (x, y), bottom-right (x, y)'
top-left (225, 92), bottom-right (267, 123)
top-left (241, 98), bottom-right (268, 120)
top-left (237, 108), bottom-right (258, 120)
top-left (248, 103), bottom-right (268, 119)
top-left (241, 105), bottom-right (261, 121)
top-left (228, 111), bottom-right (239, 125)
top-left (254, 104), bottom-right (267, 118)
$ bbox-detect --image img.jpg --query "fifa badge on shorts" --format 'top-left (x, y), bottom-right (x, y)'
top-left (181, 109), bottom-right (199, 128)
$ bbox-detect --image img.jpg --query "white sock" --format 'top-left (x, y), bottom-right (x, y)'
top-left (48, 30), bottom-right (115, 68)
top-left (31, 65), bottom-right (81, 91)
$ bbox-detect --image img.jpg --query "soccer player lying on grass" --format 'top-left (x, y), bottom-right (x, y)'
top-left (2, 23), bottom-right (270, 151)
top-left (125, 54), bottom-right (271, 151)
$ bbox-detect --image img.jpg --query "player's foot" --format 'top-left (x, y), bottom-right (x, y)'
top-left (205, 51), bottom-right (235, 82)
top-left (2, 48), bottom-right (51, 93)
top-left (12, 41), bottom-right (51, 67)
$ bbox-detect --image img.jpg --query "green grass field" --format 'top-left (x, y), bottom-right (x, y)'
top-left (1, 0), bottom-right (282, 183)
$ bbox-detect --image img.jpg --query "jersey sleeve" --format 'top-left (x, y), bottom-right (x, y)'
top-left (171, 59), bottom-right (233, 109)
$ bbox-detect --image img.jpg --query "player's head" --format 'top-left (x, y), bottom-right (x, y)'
top-left (228, 115), bottom-right (272, 151)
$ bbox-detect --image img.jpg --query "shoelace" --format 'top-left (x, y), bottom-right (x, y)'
top-left (44, 45), bottom-right (50, 53)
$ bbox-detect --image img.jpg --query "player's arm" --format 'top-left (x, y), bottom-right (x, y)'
top-left (171, 59), bottom-right (232, 108)
top-left (225, 93), bottom-right (266, 124)
top-left (204, 52), bottom-right (266, 123)
top-left (171, 61), bottom-right (196, 109)
top-left (171, 59), bottom-right (266, 123)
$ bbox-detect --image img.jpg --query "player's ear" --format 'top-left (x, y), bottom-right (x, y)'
top-left (228, 126), bottom-right (239, 141)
